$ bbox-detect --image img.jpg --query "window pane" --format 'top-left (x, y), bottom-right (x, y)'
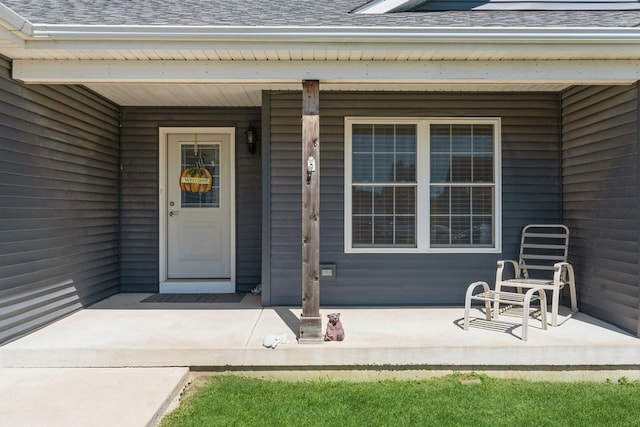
top-left (396, 216), bottom-right (416, 245)
top-left (430, 186), bottom-right (449, 214)
top-left (396, 125), bottom-right (416, 152)
top-left (451, 216), bottom-right (472, 244)
top-left (472, 187), bottom-right (492, 215)
top-left (353, 124), bottom-right (373, 152)
top-left (473, 124), bottom-right (494, 152)
top-left (431, 154), bottom-right (450, 182)
top-left (374, 153), bottom-right (395, 182)
top-left (473, 217), bottom-right (493, 245)
top-left (373, 216), bottom-right (394, 245)
top-left (451, 154), bottom-right (472, 182)
top-left (396, 187), bottom-right (415, 215)
top-left (352, 186), bottom-right (373, 214)
top-left (395, 153), bottom-right (416, 182)
top-left (472, 155), bottom-right (493, 183)
top-left (353, 153), bottom-right (373, 183)
top-left (352, 185), bottom-right (416, 247)
top-left (374, 186), bottom-right (394, 215)
top-left (430, 185), bottom-right (494, 247)
top-left (374, 125), bottom-right (395, 152)
top-left (353, 216), bottom-right (373, 245)
top-left (356, 124), bottom-right (417, 184)
top-left (431, 218), bottom-right (450, 245)
top-left (431, 124), bottom-right (450, 152)
top-left (451, 187), bottom-right (470, 214)
top-left (452, 125), bottom-right (472, 152)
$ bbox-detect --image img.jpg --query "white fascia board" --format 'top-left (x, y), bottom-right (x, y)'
top-left (0, 3), bottom-right (32, 34)
top-left (13, 59), bottom-right (640, 85)
top-left (7, 24), bottom-right (640, 66)
top-left (0, 25), bottom-right (24, 48)
top-left (0, 3), bottom-right (32, 48)
top-left (26, 25), bottom-right (640, 44)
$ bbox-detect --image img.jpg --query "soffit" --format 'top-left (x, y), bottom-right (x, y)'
top-left (3, 45), bottom-right (640, 61)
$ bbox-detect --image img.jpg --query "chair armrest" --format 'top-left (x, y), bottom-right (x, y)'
top-left (553, 261), bottom-right (575, 284)
top-left (496, 260), bottom-right (520, 283)
top-left (465, 281), bottom-right (491, 300)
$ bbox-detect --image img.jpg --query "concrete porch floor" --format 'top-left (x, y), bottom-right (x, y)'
top-left (1, 292), bottom-right (639, 426)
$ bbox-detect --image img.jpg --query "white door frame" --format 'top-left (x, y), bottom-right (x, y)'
top-left (158, 127), bottom-right (236, 293)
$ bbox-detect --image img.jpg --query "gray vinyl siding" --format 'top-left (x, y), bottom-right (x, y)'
top-left (265, 91), bottom-right (562, 306)
top-left (0, 57), bottom-right (120, 344)
top-left (119, 107), bottom-right (262, 292)
top-left (562, 85), bottom-right (640, 336)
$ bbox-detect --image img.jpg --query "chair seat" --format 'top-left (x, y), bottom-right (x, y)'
top-left (472, 289), bottom-right (543, 305)
top-left (503, 278), bottom-right (555, 289)
top-left (504, 278), bottom-right (550, 285)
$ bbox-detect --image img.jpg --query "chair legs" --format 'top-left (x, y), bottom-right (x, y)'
top-left (464, 281), bottom-right (492, 331)
top-left (548, 263), bottom-right (578, 327)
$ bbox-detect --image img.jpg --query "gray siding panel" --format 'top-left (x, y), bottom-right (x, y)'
top-left (562, 85), bottom-right (640, 336)
top-left (266, 91), bottom-right (562, 306)
top-left (0, 60), bottom-right (120, 344)
top-left (119, 108), bottom-right (262, 292)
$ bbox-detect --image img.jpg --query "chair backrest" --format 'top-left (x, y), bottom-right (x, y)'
top-left (518, 224), bottom-right (569, 279)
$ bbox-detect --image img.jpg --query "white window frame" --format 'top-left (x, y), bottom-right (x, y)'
top-left (344, 117), bottom-right (502, 254)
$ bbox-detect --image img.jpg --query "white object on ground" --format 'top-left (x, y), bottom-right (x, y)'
top-left (263, 333), bottom-right (289, 349)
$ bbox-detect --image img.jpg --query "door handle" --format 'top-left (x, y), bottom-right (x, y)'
top-left (169, 211), bottom-right (179, 217)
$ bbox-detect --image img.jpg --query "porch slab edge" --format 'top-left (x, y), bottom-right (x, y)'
top-left (2, 345), bottom-right (639, 369)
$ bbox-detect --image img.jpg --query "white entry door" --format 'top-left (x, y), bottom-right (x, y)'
top-left (161, 129), bottom-right (235, 293)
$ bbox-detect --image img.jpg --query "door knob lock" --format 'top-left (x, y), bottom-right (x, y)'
top-left (169, 211), bottom-right (179, 217)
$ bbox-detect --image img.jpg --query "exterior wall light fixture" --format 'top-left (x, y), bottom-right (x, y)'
top-left (245, 123), bottom-right (259, 155)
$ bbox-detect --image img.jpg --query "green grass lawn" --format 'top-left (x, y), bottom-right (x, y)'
top-left (160, 374), bottom-right (640, 427)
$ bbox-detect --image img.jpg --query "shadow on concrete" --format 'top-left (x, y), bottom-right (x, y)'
top-left (275, 308), bottom-right (300, 338)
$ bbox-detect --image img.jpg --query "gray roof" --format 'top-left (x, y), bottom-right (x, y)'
top-left (2, 0), bottom-right (640, 27)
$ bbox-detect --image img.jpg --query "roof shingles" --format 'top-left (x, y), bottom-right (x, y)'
top-left (2, 0), bottom-right (640, 27)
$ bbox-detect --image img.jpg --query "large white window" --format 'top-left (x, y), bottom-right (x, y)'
top-left (345, 117), bottom-right (502, 253)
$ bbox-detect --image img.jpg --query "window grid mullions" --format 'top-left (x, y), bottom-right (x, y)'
top-left (346, 117), bottom-right (500, 252)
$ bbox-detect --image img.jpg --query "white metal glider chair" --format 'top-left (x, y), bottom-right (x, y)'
top-left (494, 224), bottom-right (578, 327)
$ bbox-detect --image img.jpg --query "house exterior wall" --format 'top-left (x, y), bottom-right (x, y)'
top-left (119, 107), bottom-right (262, 292)
top-left (0, 57), bottom-right (120, 344)
top-left (264, 91), bottom-right (563, 306)
top-left (562, 84), bottom-right (640, 336)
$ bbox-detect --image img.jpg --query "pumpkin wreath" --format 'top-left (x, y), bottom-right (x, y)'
top-left (179, 164), bottom-right (213, 193)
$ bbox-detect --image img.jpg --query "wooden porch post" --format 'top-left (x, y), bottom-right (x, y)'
top-left (299, 80), bottom-right (323, 343)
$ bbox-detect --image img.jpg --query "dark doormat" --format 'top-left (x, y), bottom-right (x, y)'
top-left (141, 293), bottom-right (245, 303)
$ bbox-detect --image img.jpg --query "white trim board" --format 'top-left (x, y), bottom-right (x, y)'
top-left (14, 59), bottom-right (640, 85)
